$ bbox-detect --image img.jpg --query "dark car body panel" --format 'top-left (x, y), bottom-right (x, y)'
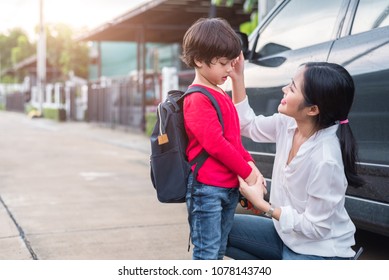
top-left (230, 0), bottom-right (389, 237)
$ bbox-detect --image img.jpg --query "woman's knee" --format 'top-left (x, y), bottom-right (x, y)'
top-left (227, 214), bottom-right (283, 260)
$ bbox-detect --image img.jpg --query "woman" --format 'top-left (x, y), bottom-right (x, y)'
top-left (226, 55), bottom-right (365, 260)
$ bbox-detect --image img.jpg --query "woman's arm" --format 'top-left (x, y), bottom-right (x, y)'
top-left (229, 52), bottom-right (247, 104)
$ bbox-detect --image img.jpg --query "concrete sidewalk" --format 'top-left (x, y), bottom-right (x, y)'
top-left (0, 111), bottom-right (191, 260)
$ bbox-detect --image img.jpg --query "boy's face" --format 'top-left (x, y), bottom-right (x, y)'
top-left (196, 57), bottom-right (236, 86)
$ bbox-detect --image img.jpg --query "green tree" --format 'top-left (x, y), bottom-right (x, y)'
top-left (0, 24), bottom-right (89, 83)
top-left (0, 28), bottom-right (34, 83)
top-left (11, 35), bottom-right (35, 65)
top-left (45, 23), bottom-right (89, 80)
top-left (212, 0), bottom-right (259, 35)
top-left (239, 11), bottom-right (259, 35)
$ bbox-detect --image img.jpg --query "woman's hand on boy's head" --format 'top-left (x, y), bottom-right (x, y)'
top-left (229, 51), bottom-right (245, 81)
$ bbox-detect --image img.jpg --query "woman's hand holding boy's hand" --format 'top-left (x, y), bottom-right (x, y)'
top-left (245, 161), bottom-right (267, 190)
top-left (241, 163), bottom-right (268, 214)
top-left (239, 175), bottom-right (268, 212)
top-left (244, 169), bottom-right (258, 186)
top-left (248, 161), bottom-right (267, 188)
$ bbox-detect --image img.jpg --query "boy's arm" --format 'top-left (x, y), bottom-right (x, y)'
top-left (184, 94), bottom-right (253, 181)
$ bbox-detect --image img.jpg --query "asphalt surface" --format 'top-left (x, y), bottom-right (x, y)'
top-left (0, 111), bottom-right (191, 260)
top-left (1, 111), bottom-right (386, 261)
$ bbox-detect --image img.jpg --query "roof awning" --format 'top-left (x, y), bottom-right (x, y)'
top-left (77, 0), bottom-right (254, 43)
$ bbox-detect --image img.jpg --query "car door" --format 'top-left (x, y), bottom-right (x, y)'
top-left (327, 0), bottom-right (389, 236)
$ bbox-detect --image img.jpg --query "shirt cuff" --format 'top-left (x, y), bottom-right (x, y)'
top-left (278, 205), bottom-right (295, 234)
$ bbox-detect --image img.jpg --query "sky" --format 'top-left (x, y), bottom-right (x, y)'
top-left (0, 0), bottom-right (148, 40)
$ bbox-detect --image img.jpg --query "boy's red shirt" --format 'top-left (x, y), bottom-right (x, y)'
top-left (183, 84), bottom-right (253, 188)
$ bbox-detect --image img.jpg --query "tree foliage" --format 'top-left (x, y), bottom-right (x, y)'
top-left (212, 0), bottom-right (259, 35)
top-left (239, 11), bottom-right (258, 35)
top-left (0, 24), bottom-right (89, 83)
top-left (11, 35), bottom-right (35, 66)
top-left (44, 23), bottom-right (89, 80)
top-left (0, 28), bottom-right (35, 82)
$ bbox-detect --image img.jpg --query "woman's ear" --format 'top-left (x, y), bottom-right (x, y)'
top-left (307, 105), bottom-right (320, 116)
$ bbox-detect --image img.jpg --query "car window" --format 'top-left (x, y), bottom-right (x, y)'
top-left (254, 0), bottom-right (343, 57)
top-left (351, 0), bottom-right (389, 34)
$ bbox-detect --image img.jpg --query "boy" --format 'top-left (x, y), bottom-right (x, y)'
top-left (181, 18), bottom-right (261, 260)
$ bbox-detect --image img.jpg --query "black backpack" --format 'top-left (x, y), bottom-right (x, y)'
top-left (150, 86), bottom-right (224, 203)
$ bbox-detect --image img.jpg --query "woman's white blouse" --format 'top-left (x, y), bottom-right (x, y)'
top-left (235, 97), bottom-right (356, 257)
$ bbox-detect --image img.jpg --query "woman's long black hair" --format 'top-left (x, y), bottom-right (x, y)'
top-left (302, 62), bottom-right (365, 188)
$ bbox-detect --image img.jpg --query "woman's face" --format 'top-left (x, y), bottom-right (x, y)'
top-left (278, 66), bottom-right (309, 120)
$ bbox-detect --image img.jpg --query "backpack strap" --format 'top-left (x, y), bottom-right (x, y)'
top-left (182, 86), bottom-right (224, 132)
top-left (158, 90), bottom-right (185, 138)
top-left (182, 85), bottom-right (225, 174)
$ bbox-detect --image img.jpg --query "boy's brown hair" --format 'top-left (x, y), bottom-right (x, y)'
top-left (181, 18), bottom-right (242, 68)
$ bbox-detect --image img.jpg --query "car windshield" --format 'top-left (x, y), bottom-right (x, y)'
top-left (254, 0), bottom-right (343, 57)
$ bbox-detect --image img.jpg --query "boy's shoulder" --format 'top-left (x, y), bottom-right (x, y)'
top-left (185, 86), bottom-right (213, 103)
top-left (187, 84), bottom-right (226, 98)
top-left (184, 86), bottom-right (228, 108)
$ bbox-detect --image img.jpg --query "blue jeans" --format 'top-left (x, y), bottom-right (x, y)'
top-left (186, 173), bottom-right (239, 260)
top-left (226, 214), bottom-right (352, 260)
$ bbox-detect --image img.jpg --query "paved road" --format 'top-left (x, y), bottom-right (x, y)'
top-left (1, 111), bottom-right (386, 261)
top-left (0, 111), bottom-right (191, 260)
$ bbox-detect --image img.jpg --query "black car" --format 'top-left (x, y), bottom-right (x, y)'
top-left (228, 0), bottom-right (389, 237)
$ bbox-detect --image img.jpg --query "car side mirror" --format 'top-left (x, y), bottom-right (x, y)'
top-left (236, 31), bottom-right (250, 59)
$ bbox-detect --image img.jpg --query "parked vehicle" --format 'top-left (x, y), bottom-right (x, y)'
top-left (228, 0), bottom-right (389, 237)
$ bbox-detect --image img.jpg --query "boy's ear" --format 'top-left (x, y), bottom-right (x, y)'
top-left (307, 105), bottom-right (320, 116)
top-left (194, 59), bottom-right (203, 68)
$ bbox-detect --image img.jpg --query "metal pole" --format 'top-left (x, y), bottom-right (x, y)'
top-left (37, 0), bottom-right (46, 115)
top-left (141, 28), bottom-right (146, 132)
top-left (209, 4), bottom-right (217, 18)
top-left (97, 42), bottom-right (102, 78)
